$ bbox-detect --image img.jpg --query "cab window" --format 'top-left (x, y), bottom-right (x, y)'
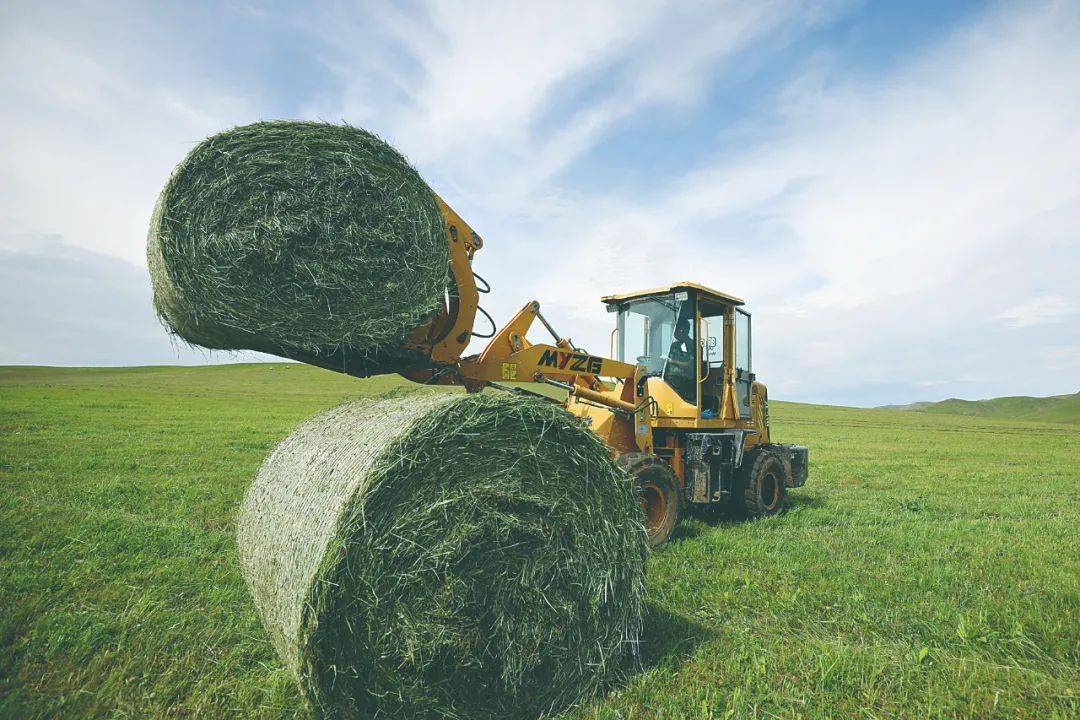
top-left (617, 292), bottom-right (696, 403)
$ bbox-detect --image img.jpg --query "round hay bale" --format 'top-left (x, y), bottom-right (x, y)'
top-left (147, 120), bottom-right (449, 374)
top-left (237, 391), bottom-right (647, 719)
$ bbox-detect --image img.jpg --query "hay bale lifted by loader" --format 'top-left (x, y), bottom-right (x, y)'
top-left (147, 120), bottom-right (450, 376)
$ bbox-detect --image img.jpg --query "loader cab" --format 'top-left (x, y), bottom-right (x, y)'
top-left (604, 282), bottom-right (753, 424)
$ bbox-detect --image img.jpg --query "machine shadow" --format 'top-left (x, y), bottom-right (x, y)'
top-left (785, 492), bottom-right (826, 510)
top-left (674, 507), bottom-right (744, 538)
top-left (674, 491), bottom-right (826, 538)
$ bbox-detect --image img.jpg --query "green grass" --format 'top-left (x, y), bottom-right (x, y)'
top-left (881, 392), bottom-right (1080, 424)
top-left (1, 364), bottom-right (1077, 719)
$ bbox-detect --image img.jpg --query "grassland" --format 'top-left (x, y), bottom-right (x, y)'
top-left (1, 364), bottom-right (1076, 719)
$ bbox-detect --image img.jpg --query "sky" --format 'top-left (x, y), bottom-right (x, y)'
top-left (1, 0), bottom-right (1077, 406)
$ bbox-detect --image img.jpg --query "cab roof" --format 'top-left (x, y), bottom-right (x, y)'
top-left (601, 281), bottom-right (745, 307)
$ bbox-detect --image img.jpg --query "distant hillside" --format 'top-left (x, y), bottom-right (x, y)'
top-left (880, 392), bottom-right (1080, 424)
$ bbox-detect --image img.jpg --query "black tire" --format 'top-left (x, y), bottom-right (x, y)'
top-left (739, 448), bottom-right (789, 518)
top-left (618, 453), bottom-right (680, 548)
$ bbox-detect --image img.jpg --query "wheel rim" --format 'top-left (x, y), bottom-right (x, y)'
top-left (640, 482), bottom-right (666, 533)
top-left (762, 470), bottom-right (781, 510)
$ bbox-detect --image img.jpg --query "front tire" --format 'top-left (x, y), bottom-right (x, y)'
top-left (618, 453), bottom-right (680, 548)
top-left (739, 449), bottom-right (789, 518)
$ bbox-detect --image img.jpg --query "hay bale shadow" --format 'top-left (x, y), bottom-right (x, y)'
top-left (635, 602), bottom-right (714, 674)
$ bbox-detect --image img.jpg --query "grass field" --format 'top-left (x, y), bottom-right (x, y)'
top-left (1, 364), bottom-right (1077, 719)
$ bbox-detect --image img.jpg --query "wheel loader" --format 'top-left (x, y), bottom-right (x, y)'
top-left (330, 196), bottom-right (809, 546)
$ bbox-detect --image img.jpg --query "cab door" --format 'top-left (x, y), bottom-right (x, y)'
top-left (735, 308), bottom-right (753, 419)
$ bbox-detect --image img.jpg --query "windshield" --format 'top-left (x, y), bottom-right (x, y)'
top-left (617, 292), bottom-right (696, 402)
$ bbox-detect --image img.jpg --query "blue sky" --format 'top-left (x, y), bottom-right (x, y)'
top-left (1, 0), bottom-right (1077, 406)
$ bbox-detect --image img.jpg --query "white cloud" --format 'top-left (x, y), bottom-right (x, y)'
top-left (998, 295), bottom-right (1077, 328)
top-left (302, 1), bottom-right (846, 209)
top-left (0, 0), bottom-right (1076, 404)
top-left (0, 232), bottom-right (272, 365)
top-left (293, 0), bottom-right (857, 379)
top-left (0, 14), bottom-right (255, 267)
top-left (1037, 344), bottom-right (1080, 374)
top-left (535, 0), bottom-right (1080, 404)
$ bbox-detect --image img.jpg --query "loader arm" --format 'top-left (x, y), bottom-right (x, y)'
top-left (456, 299), bottom-right (654, 452)
top-left (399, 194), bottom-right (483, 364)
top-left (393, 196), bottom-right (652, 448)
top-left (457, 300), bottom-right (637, 406)
top-left (396, 195), bottom-right (636, 391)
top-left (462, 301), bottom-right (633, 379)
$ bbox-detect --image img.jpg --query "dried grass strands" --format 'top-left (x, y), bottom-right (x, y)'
top-left (148, 121), bottom-right (449, 375)
top-left (237, 392), bottom-right (647, 719)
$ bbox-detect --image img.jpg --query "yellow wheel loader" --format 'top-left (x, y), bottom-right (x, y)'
top-left (332, 196), bottom-right (808, 546)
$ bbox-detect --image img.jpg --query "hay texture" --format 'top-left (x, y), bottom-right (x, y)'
top-left (237, 392), bottom-right (647, 719)
top-left (147, 121), bottom-right (448, 374)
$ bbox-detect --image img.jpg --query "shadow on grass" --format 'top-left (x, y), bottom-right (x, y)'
top-left (577, 604), bottom-right (712, 719)
top-left (786, 492), bottom-right (826, 510)
top-left (633, 602), bottom-right (714, 674)
top-left (677, 491), bottom-right (826, 534)
top-left (676, 506), bottom-right (743, 538)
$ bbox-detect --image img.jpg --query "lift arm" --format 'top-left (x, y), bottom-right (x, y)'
top-left (457, 300), bottom-right (637, 401)
top-left (393, 196), bottom-right (646, 427)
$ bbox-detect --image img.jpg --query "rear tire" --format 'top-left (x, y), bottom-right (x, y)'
top-left (739, 448), bottom-right (789, 518)
top-left (618, 453), bottom-right (680, 548)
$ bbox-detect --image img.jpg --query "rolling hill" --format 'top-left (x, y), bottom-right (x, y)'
top-left (881, 391), bottom-right (1080, 424)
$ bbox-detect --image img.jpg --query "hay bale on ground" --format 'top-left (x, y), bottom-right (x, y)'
top-left (147, 120), bottom-right (448, 375)
top-left (237, 392), bottom-right (647, 719)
